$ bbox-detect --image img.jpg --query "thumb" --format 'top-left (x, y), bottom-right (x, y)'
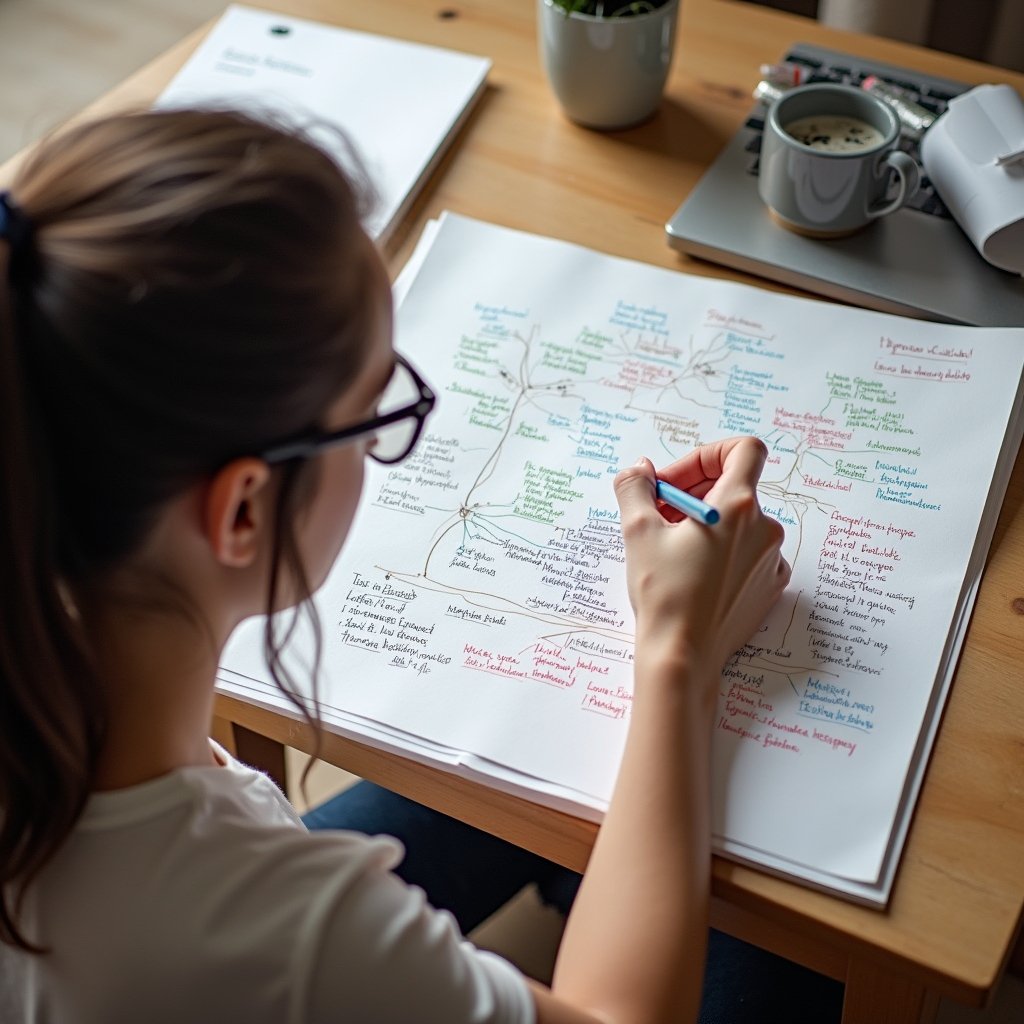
top-left (613, 457), bottom-right (658, 522)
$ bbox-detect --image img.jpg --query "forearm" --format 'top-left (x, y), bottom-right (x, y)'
top-left (536, 443), bottom-right (787, 1024)
top-left (550, 644), bottom-right (716, 1024)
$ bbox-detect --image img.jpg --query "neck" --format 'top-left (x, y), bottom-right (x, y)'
top-left (83, 590), bottom-right (228, 790)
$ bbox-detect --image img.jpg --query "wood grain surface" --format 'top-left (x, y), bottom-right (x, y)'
top-left (3, 2), bottom-right (1022, 1017)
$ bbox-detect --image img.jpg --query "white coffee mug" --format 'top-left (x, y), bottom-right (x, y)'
top-left (758, 84), bottom-right (921, 238)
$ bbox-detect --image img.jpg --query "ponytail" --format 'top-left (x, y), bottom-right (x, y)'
top-left (0, 214), bottom-right (105, 952)
top-left (0, 111), bottom-right (377, 951)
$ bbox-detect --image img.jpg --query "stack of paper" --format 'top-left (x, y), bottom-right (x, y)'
top-left (156, 5), bottom-right (490, 242)
top-left (220, 214), bottom-right (1024, 905)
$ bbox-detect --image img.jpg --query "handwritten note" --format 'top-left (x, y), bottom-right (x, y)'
top-left (221, 214), bottom-right (1024, 903)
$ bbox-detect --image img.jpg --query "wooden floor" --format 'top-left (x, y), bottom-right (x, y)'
top-left (1, 1), bottom-right (1021, 1015)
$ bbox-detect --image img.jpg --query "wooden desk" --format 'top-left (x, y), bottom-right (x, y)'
top-left (13, 2), bottom-right (1022, 1021)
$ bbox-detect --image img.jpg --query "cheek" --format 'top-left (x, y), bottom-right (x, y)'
top-left (331, 447), bottom-right (366, 543)
top-left (304, 446), bottom-right (367, 591)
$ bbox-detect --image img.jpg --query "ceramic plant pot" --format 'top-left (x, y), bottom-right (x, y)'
top-left (538, 0), bottom-right (680, 129)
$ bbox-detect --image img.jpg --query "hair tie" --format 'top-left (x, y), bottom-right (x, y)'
top-left (0, 190), bottom-right (34, 282)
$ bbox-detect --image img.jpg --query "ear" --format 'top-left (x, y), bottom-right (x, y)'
top-left (203, 458), bottom-right (273, 569)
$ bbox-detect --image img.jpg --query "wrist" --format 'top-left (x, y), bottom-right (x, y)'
top-left (632, 628), bottom-right (720, 724)
top-left (633, 614), bottom-right (717, 680)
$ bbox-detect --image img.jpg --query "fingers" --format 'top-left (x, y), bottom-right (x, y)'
top-left (760, 538), bottom-right (792, 609)
top-left (777, 553), bottom-right (793, 590)
top-left (657, 437), bottom-right (768, 496)
top-left (708, 436), bottom-right (768, 498)
top-left (757, 511), bottom-right (790, 589)
top-left (620, 439), bottom-right (773, 528)
top-left (613, 458), bottom-right (659, 534)
top-left (618, 437), bottom-right (786, 557)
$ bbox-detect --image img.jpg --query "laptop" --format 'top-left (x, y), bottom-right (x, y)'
top-left (665, 42), bottom-right (1024, 327)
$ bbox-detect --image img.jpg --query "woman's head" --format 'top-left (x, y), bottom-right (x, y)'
top-left (0, 108), bottom-right (390, 949)
top-left (7, 107), bottom-right (386, 578)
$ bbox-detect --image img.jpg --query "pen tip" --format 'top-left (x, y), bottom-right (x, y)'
top-left (705, 509), bottom-right (721, 525)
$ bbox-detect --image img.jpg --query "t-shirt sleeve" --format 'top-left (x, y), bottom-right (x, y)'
top-left (291, 836), bottom-right (535, 1024)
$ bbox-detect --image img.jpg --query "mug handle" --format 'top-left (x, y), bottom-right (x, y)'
top-left (868, 151), bottom-right (922, 219)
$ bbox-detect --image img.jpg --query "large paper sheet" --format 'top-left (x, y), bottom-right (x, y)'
top-left (222, 214), bottom-right (1024, 902)
top-left (156, 5), bottom-right (489, 242)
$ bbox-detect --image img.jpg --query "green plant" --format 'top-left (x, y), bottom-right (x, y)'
top-left (551, 0), bottom-right (671, 16)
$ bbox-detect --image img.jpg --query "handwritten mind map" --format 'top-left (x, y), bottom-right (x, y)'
top-left (221, 215), bottom-right (1024, 895)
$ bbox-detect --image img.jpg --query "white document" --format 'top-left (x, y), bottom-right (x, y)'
top-left (156, 5), bottom-right (490, 242)
top-left (220, 214), bottom-right (1024, 904)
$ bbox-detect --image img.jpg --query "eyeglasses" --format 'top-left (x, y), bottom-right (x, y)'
top-left (260, 353), bottom-right (436, 466)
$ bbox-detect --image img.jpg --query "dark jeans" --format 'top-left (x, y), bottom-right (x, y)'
top-left (303, 781), bottom-right (844, 1024)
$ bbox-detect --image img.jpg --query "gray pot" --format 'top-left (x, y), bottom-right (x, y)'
top-left (537, 0), bottom-right (680, 130)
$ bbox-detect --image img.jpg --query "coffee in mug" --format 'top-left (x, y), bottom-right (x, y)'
top-left (783, 114), bottom-right (886, 153)
top-left (758, 83), bottom-right (921, 238)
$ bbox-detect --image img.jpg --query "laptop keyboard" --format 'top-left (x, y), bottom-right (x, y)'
top-left (744, 46), bottom-right (967, 220)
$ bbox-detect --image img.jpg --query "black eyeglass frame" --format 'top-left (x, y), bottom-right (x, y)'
top-left (260, 354), bottom-right (436, 466)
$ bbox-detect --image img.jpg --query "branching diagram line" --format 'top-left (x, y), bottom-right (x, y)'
top-left (385, 317), bottom-right (685, 631)
top-left (377, 306), bottom-right (876, 685)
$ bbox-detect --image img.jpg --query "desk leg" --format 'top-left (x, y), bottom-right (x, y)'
top-left (210, 715), bottom-right (238, 757)
top-left (1011, 927), bottom-right (1024, 979)
top-left (843, 960), bottom-right (939, 1024)
top-left (210, 716), bottom-right (289, 794)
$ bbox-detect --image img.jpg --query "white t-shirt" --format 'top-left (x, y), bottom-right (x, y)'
top-left (0, 745), bottom-right (534, 1024)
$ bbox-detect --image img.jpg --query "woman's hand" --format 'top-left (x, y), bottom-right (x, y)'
top-left (613, 437), bottom-right (791, 685)
top-left (542, 438), bottom-right (790, 1024)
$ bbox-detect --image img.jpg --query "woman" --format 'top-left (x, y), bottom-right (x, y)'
top-left (0, 107), bottom-right (822, 1023)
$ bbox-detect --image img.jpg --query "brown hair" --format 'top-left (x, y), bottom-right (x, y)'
top-left (0, 109), bottom-right (379, 950)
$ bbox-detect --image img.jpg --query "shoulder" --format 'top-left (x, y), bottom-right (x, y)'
top-left (204, 754), bottom-right (534, 1022)
top-left (159, 756), bottom-right (410, 925)
top-left (297, 850), bottom-right (534, 1024)
top-left (174, 777), bottom-right (534, 1024)
top-left (24, 761), bottom-right (416, 1023)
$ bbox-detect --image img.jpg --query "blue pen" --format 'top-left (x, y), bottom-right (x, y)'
top-left (655, 480), bottom-right (720, 526)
